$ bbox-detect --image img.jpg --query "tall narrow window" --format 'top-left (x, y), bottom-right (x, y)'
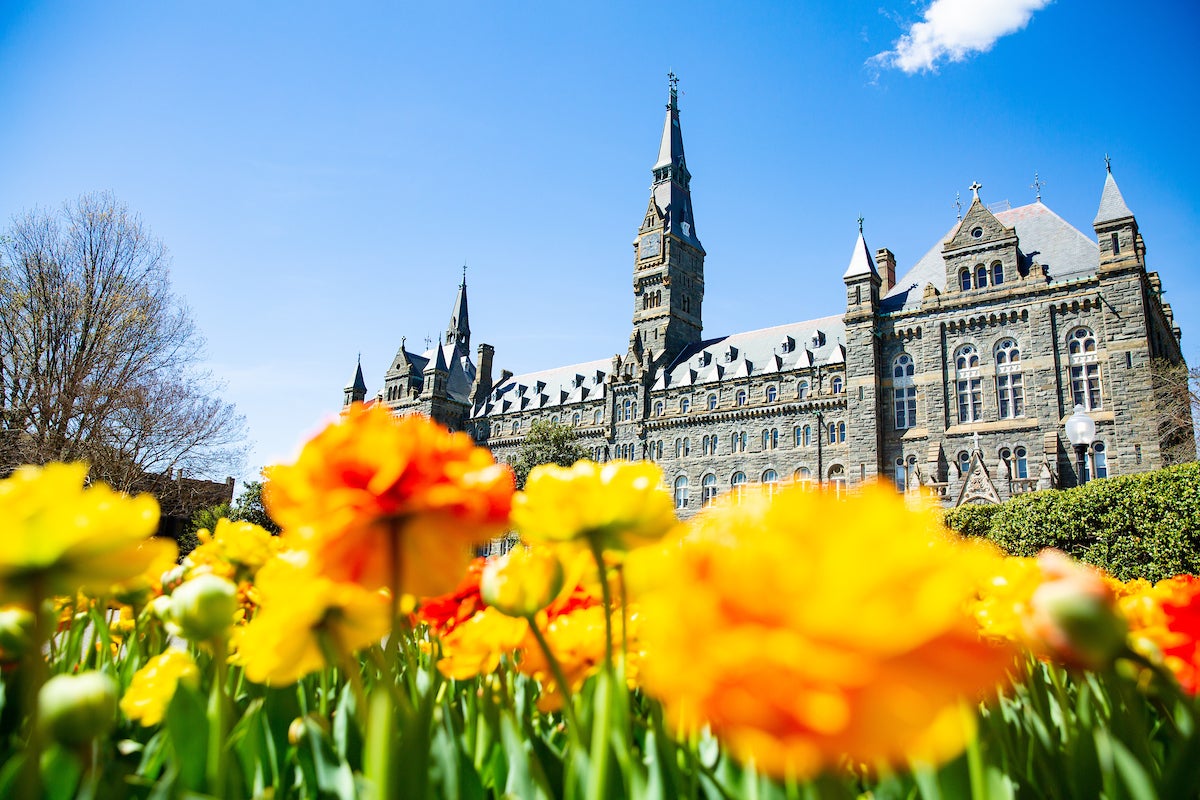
top-left (701, 474), bottom-right (718, 507)
top-left (975, 265), bottom-right (988, 288)
top-left (682, 438), bottom-right (691, 457)
top-left (622, 399), bottom-right (631, 421)
top-left (797, 381), bottom-right (809, 400)
top-left (895, 456), bottom-right (907, 492)
top-left (892, 353), bottom-right (916, 429)
top-left (838, 422), bottom-right (846, 443)
top-left (955, 344), bottom-right (982, 423)
top-left (730, 471), bottom-right (746, 500)
top-left (1014, 446), bottom-right (1028, 479)
top-left (794, 426), bottom-right (804, 447)
top-left (707, 394), bottom-right (718, 411)
top-left (673, 476), bottom-right (689, 509)
top-left (828, 423), bottom-right (837, 444)
top-left (680, 397), bottom-right (690, 414)
top-left (1068, 328), bottom-right (1102, 410)
top-left (957, 450), bottom-right (971, 477)
top-left (762, 469), bottom-right (779, 497)
top-left (1110, 232), bottom-right (1120, 255)
top-left (991, 261), bottom-right (1004, 286)
top-left (960, 268), bottom-right (972, 291)
top-left (1093, 442), bottom-right (1108, 479)
top-left (766, 385), bottom-right (778, 403)
top-left (803, 425), bottom-right (811, 447)
top-left (831, 376), bottom-right (844, 394)
top-left (994, 338), bottom-right (1024, 419)
top-left (829, 465), bottom-right (846, 497)
top-left (736, 390), bottom-right (747, 406)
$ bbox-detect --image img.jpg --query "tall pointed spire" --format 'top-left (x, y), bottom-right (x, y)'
top-left (445, 267), bottom-right (470, 349)
top-left (343, 354), bottom-right (367, 406)
top-left (842, 226), bottom-right (878, 279)
top-left (650, 72), bottom-right (698, 243)
top-left (1094, 169), bottom-right (1133, 225)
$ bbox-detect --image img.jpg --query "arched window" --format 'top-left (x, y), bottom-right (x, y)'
top-left (1014, 446), bottom-right (1028, 479)
top-left (761, 469), bottom-right (779, 497)
top-left (794, 426), bottom-right (803, 447)
top-left (1093, 442), bottom-right (1108, 479)
top-left (736, 390), bottom-right (747, 406)
top-left (682, 437), bottom-right (691, 457)
top-left (572, 412), bottom-right (581, 426)
top-left (959, 268), bottom-right (972, 291)
top-left (680, 397), bottom-right (690, 414)
top-left (761, 428), bottom-right (777, 450)
top-left (1067, 327), bottom-right (1102, 410)
top-left (803, 425), bottom-right (812, 447)
top-left (653, 401), bottom-right (663, 417)
top-left (797, 381), bottom-right (809, 400)
top-left (766, 385), bottom-right (778, 403)
top-left (730, 471), bottom-right (747, 500)
top-left (673, 476), bottom-right (689, 509)
top-left (893, 353), bottom-right (917, 430)
top-left (594, 409), bottom-right (603, 425)
top-left (994, 338), bottom-right (1024, 419)
top-left (957, 450), bottom-right (971, 477)
top-left (622, 399), bottom-right (631, 421)
top-left (831, 376), bottom-right (844, 394)
top-left (512, 420), bottom-right (520, 434)
top-left (707, 394), bottom-right (718, 411)
top-left (838, 421), bottom-right (846, 443)
top-left (795, 466), bottom-right (813, 490)
top-left (675, 438), bottom-right (682, 459)
top-left (828, 422), bottom-right (837, 443)
top-left (895, 456), bottom-right (907, 492)
top-left (828, 465), bottom-right (846, 497)
top-left (551, 415), bottom-right (559, 425)
top-left (701, 473), bottom-right (718, 507)
top-left (955, 344), bottom-right (982, 423)
top-left (975, 265), bottom-right (988, 288)
top-left (991, 261), bottom-right (1004, 286)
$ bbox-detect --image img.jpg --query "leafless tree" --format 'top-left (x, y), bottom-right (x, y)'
top-left (0, 192), bottom-right (246, 487)
top-left (1151, 358), bottom-right (1199, 467)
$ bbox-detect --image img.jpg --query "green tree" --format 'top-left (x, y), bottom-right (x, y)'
top-left (510, 420), bottom-right (588, 489)
top-left (231, 479), bottom-right (279, 533)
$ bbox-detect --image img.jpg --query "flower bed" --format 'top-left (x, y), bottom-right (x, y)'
top-left (1, 405), bottom-right (1198, 799)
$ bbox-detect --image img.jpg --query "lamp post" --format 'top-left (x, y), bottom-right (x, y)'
top-left (1064, 404), bottom-right (1097, 486)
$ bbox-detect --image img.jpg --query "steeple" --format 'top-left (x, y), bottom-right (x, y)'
top-left (630, 74), bottom-right (706, 368)
top-left (343, 355), bottom-right (367, 407)
top-left (1094, 169), bottom-right (1134, 226)
top-left (1093, 163), bottom-right (1141, 270)
top-left (445, 267), bottom-right (470, 349)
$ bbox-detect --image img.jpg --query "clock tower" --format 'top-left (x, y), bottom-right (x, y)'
top-left (630, 73), bottom-right (705, 369)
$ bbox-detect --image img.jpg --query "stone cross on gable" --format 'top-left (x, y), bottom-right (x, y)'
top-left (969, 181), bottom-right (982, 201)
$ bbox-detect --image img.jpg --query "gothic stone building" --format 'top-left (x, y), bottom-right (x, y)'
top-left (344, 81), bottom-right (1190, 512)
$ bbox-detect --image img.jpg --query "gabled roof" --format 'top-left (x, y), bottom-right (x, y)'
top-left (882, 202), bottom-right (1100, 313)
top-left (474, 358), bottom-right (611, 419)
top-left (1094, 171), bottom-right (1134, 225)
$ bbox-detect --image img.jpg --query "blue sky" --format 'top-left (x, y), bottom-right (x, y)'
top-left (3, 1), bottom-right (1198, 485)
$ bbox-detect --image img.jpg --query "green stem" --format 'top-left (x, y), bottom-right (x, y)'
top-left (586, 669), bottom-right (612, 800)
top-left (17, 578), bottom-right (50, 800)
top-left (962, 701), bottom-right (988, 800)
top-left (586, 536), bottom-right (614, 671)
top-left (525, 614), bottom-right (585, 749)
top-left (206, 635), bottom-right (230, 795)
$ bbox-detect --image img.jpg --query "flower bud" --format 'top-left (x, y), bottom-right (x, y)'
top-left (1028, 549), bottom-right (1127, 670)
top-left (480, 546), bottom-right (564, 618)
top-left (38, 672), bottom-right (118, 746)
top-left (0, 606), bottom-right (35, 662)
top-left (170, 574), bottom-right (237, 641)
top-left (150, 594), bottom-right (173, 621)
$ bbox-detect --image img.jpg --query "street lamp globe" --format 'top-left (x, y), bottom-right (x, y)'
top-left (1065, 404), bottom-right (1097, 447)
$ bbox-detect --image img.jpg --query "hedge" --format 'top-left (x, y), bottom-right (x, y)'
top-left (944, 462), bottom-right (1200, 582)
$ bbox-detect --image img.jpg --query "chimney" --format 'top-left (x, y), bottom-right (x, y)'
top-left (876, 248), bottom-right (897, 292)
top-left (470, 343), bottom-right (495, 405)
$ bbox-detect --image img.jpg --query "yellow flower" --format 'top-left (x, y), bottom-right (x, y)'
top-left (635, 483), bottom-right (1016, 778)
top-left (969, 553), bottom-right (1043, 644)
top-left (0, 463), bottom-right (167, 603)
top-left (480, 546), bottom-right (565, 618)
top-left (512, 460), bottom-right (677, 554)
top-left (436, 607), bottom-right (530, 680)
top-left (120, 650), bottom-right (200, 727)
top-left (233, 554), bottom-right (391, 685)
top-left (186, 518), bottom-right (281, 582)
top-left (265, 404), bottom-right (513, 600)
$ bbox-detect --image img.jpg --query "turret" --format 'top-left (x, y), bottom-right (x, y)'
top-left (343, 356), bottom-right (367, 407)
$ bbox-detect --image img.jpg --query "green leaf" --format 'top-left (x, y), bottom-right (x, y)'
top-left (1109, 736), bottom-right (1159, 800)
top-left (166, 681), bottom-right (210, 792)
top-left (40, 744), bottom-right (83, 800)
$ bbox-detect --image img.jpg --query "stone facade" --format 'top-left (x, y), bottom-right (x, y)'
top-left (345, 82), bottom-right (1192, 513)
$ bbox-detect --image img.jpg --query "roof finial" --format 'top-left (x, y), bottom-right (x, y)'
top-left (1104, 153), bottom-right (1112, 173)
top-left (461, 262), bottom-right (467, 287)
top-left (969, 181), bottom-right (982, 201)
top-left (857, 215), bottom-right (864, 234)
top-left (954, 191), bottom-right (963, 220)
top-left (357, 351), bottom-right (361, 366)
top-left (1031, 171), bottom-right (1044, 202)
top-left (667, 70), bottom-right (678, 107)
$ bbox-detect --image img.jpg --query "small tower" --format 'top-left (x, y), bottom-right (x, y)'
top-left (1093, 161), bottom-right (1143, 273)
top-left (842, 222), bottom-right (884, 485)
top-left (344, 356), bottom-right (367, 407)
top-left (630, 73), bottom-right (706, 368)
top-left (445, 267), bottom-right (471, 350)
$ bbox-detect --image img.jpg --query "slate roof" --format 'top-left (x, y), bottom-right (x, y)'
top-left (473, 358), bottom-right (612, 418)
top-left (1094, 171), bottom-right (1134, 225)
top-left (655, 315), bottom-right (847, 391)
top-left (881, 202), bottom-right (1099, 313)
top-left (842, 231), bottom-right (878, 279)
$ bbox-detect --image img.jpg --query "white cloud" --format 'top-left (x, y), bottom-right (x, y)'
top-left (872, 0), bottom-right (1052, 74)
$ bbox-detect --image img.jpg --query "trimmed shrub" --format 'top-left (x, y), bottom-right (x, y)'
top-left (945, 462), bottom-right (1200, 582)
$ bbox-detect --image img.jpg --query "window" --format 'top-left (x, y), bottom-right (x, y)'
top-left (838, 421), bottom-right (846, 443)
top-left (594, 409), bottom-right (603, 425)
top-left (794, 426), bottom-right (804, 447)
top-left (831, 376), bottom-right (844, 394)
top-left (680, 397), bottom-right (690, 414)
top-left (957, 450), bottom-right (971, 477)
top-left (1093, 442), bottom-right (1108, 479)
top-left (702, 434), bottom-right (716, 456)
top-left (828, 465), bottom-right (846, 497)
top-left (512, 420), bottom-right (520, 434)
top-left (955, 344), bottom-right (982, 423)
top-left (895, 457), bottom-right (907, 492)
top-left (960, 268), bottom-right (972, 291)
top-left (675, 438), bottom-right (682, 459)
top-left (1068, 328), bottom-right (1102, 410)
top-left (730, 471), bottom-right (746, 500)
top-left (994, 338), bottom-right (1024, 419)
top-left (731, 430), bottom-right (747, 453)
top-left (682, 437), bottom-right (691, 457)
top-left (975, 265), bottom-right (988, 289)
top-left (828, 423), bottom-right (837, 444)
top-left (766, 385), bottom-right (778, 403)
top-left (892, 354), bottom-right (916, 429)
top-left (761, 469), bottom-right (779, 497)
top-left (654, 401), bottom-right (663, 417)
top-left (572, 412), bottom-right (580, 426)
top-left (1014, 446), bottom-right (1028, 479)
top-left (707, 394), bottom-right (718, 411)
top-left (622, 399), bottom-right (631, 421)
top-left (701, 474), bottom-right (718, 506)
top-left (1110, 232), bottom-right (1120, 256)
top-left (992, 261), bottom-right (1003, 286)
top-left (797, 381), bottom-right (809, 400)
top-left (674, 476), bottom-right (689, 509)
top-left (803, 425), bottom-right (812, 447)
top-left (795, 467), bottom-right (813, 490)
top-left (736, 390), bottom-right (747, 406)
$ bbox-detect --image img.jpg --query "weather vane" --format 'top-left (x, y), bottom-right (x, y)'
top-left (1104, 153), bottom-right (1112, 173)
top-left (1031, 171), bottom-right (1045, 202)
top-left (954, 191), bottom-right (963, 220)
top-left (857, 216), bottom-right (864, 234)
